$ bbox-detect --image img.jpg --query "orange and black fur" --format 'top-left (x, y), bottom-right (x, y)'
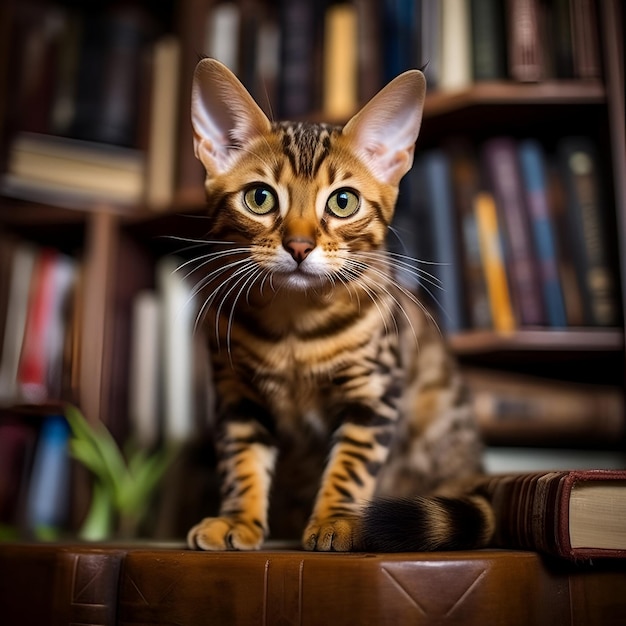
top-left (186, 59), bottom-right (494, 552)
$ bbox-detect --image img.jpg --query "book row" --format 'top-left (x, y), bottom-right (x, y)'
top-left (0, 231), bottom-right (622, 451)
top-left (202, 0), bottom-right (603, 120)
top-left (394, 134), bottom-right (620, 334)
top-left (1, 0), bottom-right (604, 212)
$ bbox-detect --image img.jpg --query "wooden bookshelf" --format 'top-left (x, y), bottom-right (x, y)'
top-left (424, 80), bottom-right (607, 118)
top-left (0, 0), bottom-right (624, 539)
top-left (450, 328), bottom-right (625, 356)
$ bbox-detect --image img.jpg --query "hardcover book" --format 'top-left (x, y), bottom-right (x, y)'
top-left (478, 469), bottom-right (626, 560)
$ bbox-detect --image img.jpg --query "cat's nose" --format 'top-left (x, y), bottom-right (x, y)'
top-left (284, 237), bottom-right (315, 264)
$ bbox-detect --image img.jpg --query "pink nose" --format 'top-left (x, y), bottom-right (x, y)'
top-left (284, 237), bottom-right (315, 264)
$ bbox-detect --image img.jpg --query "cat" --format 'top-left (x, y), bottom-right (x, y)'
top-left (186, 58), bottom-right (494, 552)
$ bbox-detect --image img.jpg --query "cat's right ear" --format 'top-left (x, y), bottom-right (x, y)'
top-left (192, 58), bottom-right (272, 176)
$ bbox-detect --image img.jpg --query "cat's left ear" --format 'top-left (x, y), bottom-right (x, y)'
top-left (343, 70), bottom-right (426, 186)
top-left (191, 58), bottom-right (272, 175)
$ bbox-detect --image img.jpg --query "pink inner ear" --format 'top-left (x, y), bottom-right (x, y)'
top-left (343, 71), bottom-right (425, 186)
top-left (191, 59), bottom-right (271, 174)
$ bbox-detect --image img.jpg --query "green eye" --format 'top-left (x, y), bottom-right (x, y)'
top-left (243, 185), bottom-right (277, 215)
top-left (326, 189), bottom-right (360, 218)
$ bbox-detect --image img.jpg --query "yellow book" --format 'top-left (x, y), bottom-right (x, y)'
top-left (474, 191), bottom-right (516, 332)
top-left (323, 3), bottom-right (358, 120)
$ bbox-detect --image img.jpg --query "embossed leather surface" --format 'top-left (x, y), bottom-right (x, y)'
top-left (1, 543), bottom-right (625, 625)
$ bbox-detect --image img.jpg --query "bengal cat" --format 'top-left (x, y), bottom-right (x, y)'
top-left (186, 58), bottom-right (494, 552)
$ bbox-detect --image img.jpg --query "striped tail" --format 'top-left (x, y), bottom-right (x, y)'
top-left (357, 495), bottom-right (495, 552)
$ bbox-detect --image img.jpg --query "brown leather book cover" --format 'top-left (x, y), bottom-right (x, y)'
top-left (0, 543), bottom-right (125, 626)
top-left (116, 547), bottom-right (626, 625)
top-left (1, 543), bottom-right (625, 625)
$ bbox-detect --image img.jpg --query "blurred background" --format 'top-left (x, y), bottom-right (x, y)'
top-left (0, 0), bottom-right (624, 542)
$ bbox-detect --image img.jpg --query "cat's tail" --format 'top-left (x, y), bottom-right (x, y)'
top-left (357, 494), bottom-right (495, 552)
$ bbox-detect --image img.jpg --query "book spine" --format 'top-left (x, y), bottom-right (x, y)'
top-left (473, 191), bottom-right (516, 332)
top-left (483, 137), bottom-right (545, 326)
top-left (447, 142), bottom-right (492, 329)
top-left (17, 248), bottom-right (58, 403)
top-left (570, 0), bottom-right (602, 79)
top-left (518, 139), bottom-right (567, 327)
top-left (145, 35), bottom-right (181, 210)
top-left (470, 0), bottom-right (508, 80)
top-left (506, 0), bottom-right (543, 81)
top-left (25, 414), bottom-right (71, 533)
top-left (323, 3), bottom-right (358, 120)
top-left (439, 0), bottom-right (473, 90)
top-left (157, 256), bottom-right (196, 444)
top-left (278, 0), bottom-right (319, 118)
top-left (0, 243), bottom-right (37, 401)
top-left (422, 150), bottom-right (465, 333)
top-left (558, 136), bottom-right (618, 326)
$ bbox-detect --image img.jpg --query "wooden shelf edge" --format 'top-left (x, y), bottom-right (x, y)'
top-left (424, 80), bottom-right (606, 118)
top-left (449, 328), bottom-right (625, 355)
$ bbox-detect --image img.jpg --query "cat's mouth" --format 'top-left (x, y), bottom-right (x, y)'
top-left (274, 265), bottom-right (329, 291)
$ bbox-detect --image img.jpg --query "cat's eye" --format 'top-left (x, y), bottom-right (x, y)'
top-left (326, 189), bottom-right (360, 218)
top-left (243, 185), bottom-right (277, 215)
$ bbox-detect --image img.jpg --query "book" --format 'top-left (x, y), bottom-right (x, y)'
top-left (145, 35), bottom-right (181, 211)
top-left (278, 0), bottom-right (320, 118)
top-left (438, 0), bottom-right (473, 90)
top-left (470, 0), bottom-right (508, 81)
top-left (419, 150), bottom-right (465, 333)
top-left (128, 290), bottom-right (161, 449)
top-left (557, 136), bottom-right (619, 326)
top-left (69, 5), bottom-right (150, 147)
top-left (5, 131), bottom-right (145, 205)
top-left (0, 543), bottom-right (125, 626)
top-left (322, 2), bottom-right (358, 120)
top-left (204, 2), bottom-right (240, 73)
top-left (24, 413), bottom-right (71, 535)
top-left (117, 543), bottom-right (626, 623)
top-left (464, 368), bottom-right (625, 445)
top-left (0, 242), bottom-right (37, 402)
top-left (420, 0), bottom-right (442, 88)
top-left (550, 0), bottom-right (575, 78)
top-left (381, 0), bottom-right (419, 84)
top-left (17, 249), bottom-right (59, 404)
top-left (506, 0), bottom-right (544, 82)
top-left (478, 469), bottom-right (626, 560)
top-left (570, 0), bottom-right (602, 79)
top-left (0, 411), bottom-right (39, 530)
top-left (157, 256), bottom-right (196, 444)
top-left (473, 191), bottom-right (516, 332)
top-left (446, 140), bottom-right (492, 329)
top-left (355, 0), bottom-right (383, 104)
top-left (483, 137), bottom-right (545, 326)
top-left (517, 139), bottom-right (567, 327)
top-left (174, 0), bottom-right (211, 198)
top-left (1, 543), bottom-right (625, 626)
top-left (16, 249), bottom-right (76, 404)
top-left (546, 160), bottom-right (585, 325)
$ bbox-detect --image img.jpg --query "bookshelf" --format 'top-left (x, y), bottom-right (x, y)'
top-left (0, 0), bottom-right (624, 539)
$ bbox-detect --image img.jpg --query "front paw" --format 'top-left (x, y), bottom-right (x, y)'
top-left (303, 517), bottom-right (360, 552)
top-left (187, 516), bottom-right (265, 551)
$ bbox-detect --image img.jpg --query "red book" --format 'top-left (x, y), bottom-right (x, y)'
top-left (17, 249), bottom-right (58, 403)
top-left (480, 469), bottom-right (626, 560)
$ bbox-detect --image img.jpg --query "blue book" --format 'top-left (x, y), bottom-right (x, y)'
top-left (25, 414), bottom-right (71, 534)
top-left (420, 150), bottom-right (464, 334)
top-left (518, 139), bottom-right (568, 327)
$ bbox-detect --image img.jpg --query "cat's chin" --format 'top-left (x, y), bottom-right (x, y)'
top-left (274, 270), bottom-right (329, 292)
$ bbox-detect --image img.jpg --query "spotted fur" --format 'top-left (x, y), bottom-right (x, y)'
top-left (186, 59), bottom-right (494, 552)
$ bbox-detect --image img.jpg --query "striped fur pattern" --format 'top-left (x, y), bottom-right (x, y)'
top-left (186, 59), bottom-right (493, 552)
